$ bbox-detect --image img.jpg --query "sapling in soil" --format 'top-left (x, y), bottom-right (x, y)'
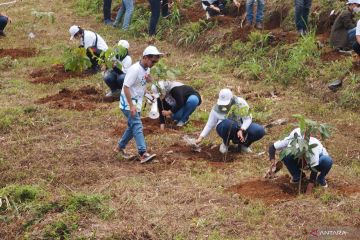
top-left (63, 47), bottom-right (92, 72)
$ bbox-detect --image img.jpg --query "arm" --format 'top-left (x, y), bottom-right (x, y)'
top-left (357, 35), bottom-right (360, 44)
top-left (123, 86), bottom-right (136, 117)
top-left (199, 109), bottom-right (218, 138)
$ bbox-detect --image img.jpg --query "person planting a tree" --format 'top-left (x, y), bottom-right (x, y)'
top-left (69, 25), bottom-right (108, 73)
top-left (268, 127), bottom-right (333, 194)
top-left (196, 88), bottom-right (265, 154)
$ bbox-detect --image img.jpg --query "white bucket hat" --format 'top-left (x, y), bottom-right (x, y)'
top-left (118, 40), bottom-right (130, 49)
top-left (69, 25), bottom-right (80, 40)
top-left (143, 45), bottom-right (164, 56)
top-left (217, 88), bottom-right (233, 106)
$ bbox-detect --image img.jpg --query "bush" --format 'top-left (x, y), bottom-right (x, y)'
top-left (0, 185), bottom-right (41, 204)
top-left (65, 193), bottom-right (107, 215)
top-left (43, 221), bottom-right (70, 240)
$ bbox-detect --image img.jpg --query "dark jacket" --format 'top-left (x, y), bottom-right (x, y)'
top-left (330, 9), bottom-right (356, 49)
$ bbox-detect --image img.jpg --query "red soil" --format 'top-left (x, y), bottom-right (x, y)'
top-left (0, 48), bottom-right (37, 58)
top-left (268, 29), bottom-right (298, 45)
top-left (264, 6), bottom-right (290, 30)
top-left (36, 86), bottom-right (105, 111)
top-left (320, 50), bottom-right (346, 62)
top-left (30, 64), bottom-right (90, 84)
top-left (181, 2), bottom-right (205, 22)
top-left (352, 62), bottom-right (360, 72)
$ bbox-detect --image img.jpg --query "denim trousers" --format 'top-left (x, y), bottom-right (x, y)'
top-left (171, 95), bottom-right (200, 123)
top-left (0, 16), bottom-right (8, 31)
top-left (348, 27), bottom-right (356, 46)
top-left (118, 109), bottom-right (146, 155)
top-left (103, 0), bottom-right (112, 21)
top-left (216, 119), bottom-right (265, 147)
top-left (294, 0), bottom-right (312, 31)
top-left (353, 41), bottom-right (360, 55)
top-left (104, 70), bottom-right (125, 92)
top-left (114, 0), bottom-right (134, 29)
top-left (282, 154), bottom-right (333, 184)
top-left (246, 0), bottom-right (265, 23)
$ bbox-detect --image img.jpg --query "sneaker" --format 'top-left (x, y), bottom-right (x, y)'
top-left (104, 20), bottom-right (113, 25)
top-left (317, 179), bottom-right (328, 188)
top-left (139, 152), bottom-right (156, 164)
top-left (176, 121), bottom-right (188, 127)
top-left (255, 22), bottom-right (263, 29)
top-left (219, 143), bottom-right (228, 154)
top-left (114, 147), bottom-right (136, 160)
top-left (239, 145), bottom-right (252, 153)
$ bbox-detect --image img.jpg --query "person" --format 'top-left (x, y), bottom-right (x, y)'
top-left (330, 0), bottom-right (360, 51)
top-left (115, 45), bottom-right (163, 163)
top-left (151, 80), bottom-right (202, 128)
top-left (103, 0), bottom-right (113, 25)
top-left (0, 13), bottom-right (11, 37)
top-left (148, 0), bottom-right (170, 36)
top-left (268, 128), bottom-right (333, 193)
top-left (353, 18), bottom-right (360, 58)
top-left (113, 0), bottom-right (134, 30)
top-left (103, 40), bottom-right (132, 100)
top-left (196, 89), bottom-right (265, 154)
top-left (245, 0), bottom-right (265, 29)
top-left (294, 0), bottom-right (312, 36)
top-left (69, 25), bottom-right (109, 72)
top-left (201, 0), bottom-right (241, 19)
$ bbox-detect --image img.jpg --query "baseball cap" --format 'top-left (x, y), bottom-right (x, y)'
top-left (118, 40), bottom-right (130, 49)
top-left (217, 89), bottom-right (233, 106)
top-left (143, 45), bottom-right (164, 56)
top-left (69, 25), bottom-right (80, 40)
top-left (347, 0), bottom-right (360, 5)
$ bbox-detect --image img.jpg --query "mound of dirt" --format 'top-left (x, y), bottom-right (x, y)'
top-left (352, 62), bottom-right (360, 72)
top-left (320, 50), bottom-right (346, 62)
top-left (264, 6), bottom-right (290, 30)
top-left (0, 48), bottom-right (37, 58)
top-left (268, 29), bottom-right (298, 45)
top-left (36, 86), bottom-right (105, 111)
top-left (225, 26), bottom-right (251, 42)
top-left (30, 64), bottom-right (90, 84)
top-left (181, 2), bottom-right (205, 22)
top-left (227, 175), bottom-right (298, 204)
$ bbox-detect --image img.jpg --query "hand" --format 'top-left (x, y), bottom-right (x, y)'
top-left (130, 105), bottom-right (137, 118)
top-left (305, 182), bottom-right (314, 195)
top-left (162, 110), bottom-right (172, 117)
top-left (160, 124), bottom-right (165, 130)
top-left (144, 74), bottom-right (153, 83)
top-left (234, 0), bottom-right (240, 8)
top-left (195, 136), bottom-right (203, 144)
top-left (269, 159), bottom-right (276, 170)
top-left (237, 129), bottom-right (245, 142)
top-left (210, 5), bottom-right (221, 12)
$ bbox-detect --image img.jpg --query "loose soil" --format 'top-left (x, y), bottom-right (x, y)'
top-left (29, 64), bottom-right (90, 84)
top-left (264, 6), bottom-right (290, 30)
top-left (36, 86), bottom-right (105, 111)
top-left (320, 50), bottom-right (346, 62)
top-left (0, 48), bottom-right (37, 58)
top-left (352, 61), bottom-right (360, 72)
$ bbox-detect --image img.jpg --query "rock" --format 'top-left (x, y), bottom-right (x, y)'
top-left (265, 118), bottom-right (288, 128)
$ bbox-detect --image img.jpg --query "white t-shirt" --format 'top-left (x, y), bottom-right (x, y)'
top-left (356, 20), bottom-right (360, 36)
top-left (119, 61), bottom-right (150, 112)
top-left (80, 30), bottom-right (108, 51)
top-left (273, 128), bottom-right (329, 168)
top-left (115, 55), bottom-right (132, 73)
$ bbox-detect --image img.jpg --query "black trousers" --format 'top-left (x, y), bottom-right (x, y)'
top-left (103, 0), bottom-right (112, 21)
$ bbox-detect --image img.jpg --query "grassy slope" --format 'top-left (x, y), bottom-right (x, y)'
top-left (0, 0), bottom-right (360, 239)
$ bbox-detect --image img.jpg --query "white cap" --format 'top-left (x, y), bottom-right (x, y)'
top-left (217, 88), bottom-right (233, 105)
top-left (118, 40), bottom-right (130, 49)
top-left (143, 45), bottom-right (164, 56)
top-left (69, 25), bottom-right (80, 40)
top-left (347, 0), bottom-right (360, 5)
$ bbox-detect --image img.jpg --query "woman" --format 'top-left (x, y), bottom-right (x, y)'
top-left (268, 127), bottom-right (333, 193)
top-left (151, 81), bottom-right (202, 128)
top-left (196, 88), bottom-right (265, 154)
top-left (103, 40), bottom-right (132, 100)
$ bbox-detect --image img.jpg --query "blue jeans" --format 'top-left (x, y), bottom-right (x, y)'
top-left (118, 109), bottom-right (146, 155)
top-left (348, 27), bottom-right (356, 46)
top-left (114, 0), bottom-right (134, 29)
top-left (282, 154), bottom-right (333, 183)
top-left (294, 0), bottom-right (312, 31)
top-left (216, 120), bottom-right (265, 147)
top-left (104, 70), bottom-right (125, 92)
top-left (246, 0), bottom-right (265, 23)
top-left (103, 0), bottom-right (112, 22)
top-left (0, 16), bottom-right (8, 31)
top-left (171, 95), bottom-right (199, 123)
top-left (353, 41), bottom-right (360, 55)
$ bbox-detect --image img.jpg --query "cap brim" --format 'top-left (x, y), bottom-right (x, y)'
top-left (217, 99), bottom-right (231, 105)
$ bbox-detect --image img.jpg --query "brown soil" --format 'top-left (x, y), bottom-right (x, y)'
top-left (181, 2), bottom-right (206, 22)
top-left (0, 48), bottom-right (37, 58)
top-left (268, 29), bottom-right (298, 45)
top-left (264, 6), bottom-right (290, 30)
top-left (36, 86), bottom-right (105, 111)
top-left (320, 50), bottom-right (346, 62)
top-left (225, 27), bottom-right (251, 42)
top-left (352, 62), bottom-right (360, 72)
top-left (30, 64), bottom-right (90, 84)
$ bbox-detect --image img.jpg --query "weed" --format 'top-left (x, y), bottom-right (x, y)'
top-left (189, 78), bottom-right (206, 91)
top-left (177, 20), bottom-right (215, 46)
top-left (74, 0), bottom-right (102, 16)
top-left (127, 7), bottom-right (150, 38)
top-left (243, 202), bottom-right (267, 224)
top-left (43, 220), bottom-right (71, 240)
top-left (0, 56), bottom-right (17, 70)
top-left (0, 185), bottom-right (41, 204)
top-left (338, 74), bottom-right (360, 111)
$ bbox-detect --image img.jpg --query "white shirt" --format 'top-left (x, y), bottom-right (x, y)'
top-left (356, 19), bottom-right (360, 36)
top-left (114, 55), bottom-right (132, 73)
top-left (80, 30), bottom-right (108, 51)
top-left (119, 61), bottom-right (150, 112)
top-left (200, 97), bottom-right (252, 138)
top-left (202, 0), bottom-right (218, 10)
top-left (274, 128), bottom-right (329, 168)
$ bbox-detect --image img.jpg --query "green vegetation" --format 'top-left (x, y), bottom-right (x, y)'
top-left (63, 47), bottom-right (92, 72)
top-left (74, 0), bottom-right (102, 16)
top-left (177, 20), bottom-right (215, 46)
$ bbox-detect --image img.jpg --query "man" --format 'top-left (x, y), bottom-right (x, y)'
top-left (294, 0), bottom-right (312, 36)
top-left (196, 89), bottom-right (265, 154)
top-left (245, 0), bottom-right (265, 29)
top-left (115, 46), bottom-right (163, 163)
top-left (148, 0), bottom-right (169, 36)
top-left (268, 128), bottom-right (333, 194)
top-left (0, 12), bottom-right (11, 37)
top-left (104, 40), bottom-right (132, 100)
top-left (103, 0), bottom-right (113, 25)
top-left (113, 0), bottom-right (134, 30)
top-left (330, 0), bottom-right (360, 51)
top-left (69, 25), bottom-right (109, 72)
